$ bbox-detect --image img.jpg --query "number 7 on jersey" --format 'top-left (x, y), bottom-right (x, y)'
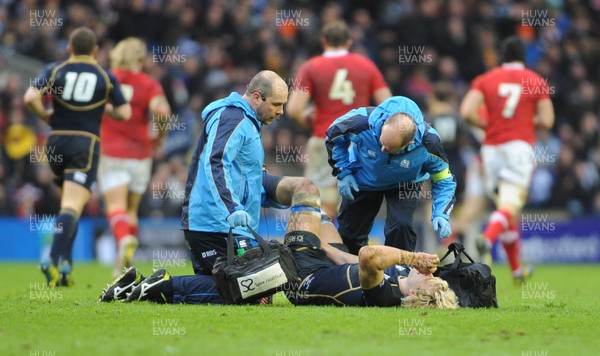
top-left (498, 83), bottom-right (521, 119)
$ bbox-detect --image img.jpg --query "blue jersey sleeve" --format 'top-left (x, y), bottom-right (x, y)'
top-left (423, 131), bottom-right (456, 220)
top-left (32, 62), bottom-right (58, 92)
top-left (325, 109), bottom-right (371, 179)
top-left (202, 109), bottom-right (247, 215)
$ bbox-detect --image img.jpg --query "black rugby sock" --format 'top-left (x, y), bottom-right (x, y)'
top-left (49, 208), bottom-right (79, 266)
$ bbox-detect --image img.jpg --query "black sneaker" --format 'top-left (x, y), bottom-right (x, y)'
top-left (99, 267), bottom-right (145, 302)
top-left (123, 269), bottom-right (170, 303)
top-left (40, 261), bottom-right (60, 287)
top-left (58, 261), bottom-right (74, 287)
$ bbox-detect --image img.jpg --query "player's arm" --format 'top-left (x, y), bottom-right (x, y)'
top-left (535, 98), bottom-right (554, 130)
top-left (459, 89), bottom-right (486, 128)
top-left (286, 64), bottom-right (314, 127)
top-left (149, 95), bottom-right (172, 145)
top-left (105, 71), bottom-right (131, 121)
top-left (23, 87), bottom-right (51, 123)
top-left (104, 102), bottom-right (131, 121)
top-left (24, 65), bottom-right (55, 123)
top-left (423, 132), bottom-right (456, 222)
top-left (373, 87), bottom-right (392, 105)
top-left (286, 90), bottom-right (312, 128)
top-left (367, 59), bottom-right (392, 105)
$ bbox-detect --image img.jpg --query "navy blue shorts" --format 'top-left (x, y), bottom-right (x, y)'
top-left (46, 131), bottom-right (100, 191)
top-left (184, 230), bottom-right (259, 275)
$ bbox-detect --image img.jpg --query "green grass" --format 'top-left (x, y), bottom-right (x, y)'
top-left (1, 263), bottom-right (599, 356)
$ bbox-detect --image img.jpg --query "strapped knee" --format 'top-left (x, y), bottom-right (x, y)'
top-left (290, 191), bottom-right (321, 211)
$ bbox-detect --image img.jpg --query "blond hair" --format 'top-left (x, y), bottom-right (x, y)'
top-left (401, 277), bottom-right (459, 309)
top-left (110, 37), bottom-right (146, 71)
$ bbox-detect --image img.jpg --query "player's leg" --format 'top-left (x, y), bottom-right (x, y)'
top-left (99, 267), bottom-right (223, 304)
top-left (450, 155), bottom-right (488, 258)
top-left (305, 137), bottom-right (340, 221)
top-left (319, 213), bottom-right (350, 252)
top-left (497, 180), bottom-right (531, 282)
top-left (478, 144), bottom-right (506, 263)
top-left (337, 190), bottom-right (384, 255)
top-left (496, 141), bottom-right (535, 281)
top-left (284, 178), bottom-right (322, 235)
top-left (116, 158), bottom-right (152, 272)
top-left (98, 156), bottom-right (133, 274)
top-left (46, 180), bottom-right (91, 286)
top-left (383, 184), bottom-right (420, 251)
top-left (42, 134), bottom-right (98, 286)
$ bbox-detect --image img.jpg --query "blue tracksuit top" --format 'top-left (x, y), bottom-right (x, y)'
top-left (181, 92), bottom-right (264, 237)
top-left (326, 96), bottom-right (456, 220)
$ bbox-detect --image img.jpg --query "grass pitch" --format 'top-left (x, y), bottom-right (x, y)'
top-left (1, 263), bottom-right (599, 356)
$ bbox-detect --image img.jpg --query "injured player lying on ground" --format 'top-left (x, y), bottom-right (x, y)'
top-left (99, 176), bottom-right (457, 309)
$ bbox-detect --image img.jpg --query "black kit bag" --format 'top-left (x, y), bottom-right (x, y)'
top-left (434, 242), bottom-right (499, 308)
top-left (212, 227), bottom-right (300, 305)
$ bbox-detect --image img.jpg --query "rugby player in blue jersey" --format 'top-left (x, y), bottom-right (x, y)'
top-left (24, 27), bottom-right (131, 287)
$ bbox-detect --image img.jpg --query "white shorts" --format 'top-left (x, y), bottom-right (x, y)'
top-left (98, 155), bottom-right (152, 194)
top-left (305, 137), bottom-right (340, 205)
top-left (481, 140), bottom-right (534, 196)
top-left (464, 155), bottom-right (485, 199)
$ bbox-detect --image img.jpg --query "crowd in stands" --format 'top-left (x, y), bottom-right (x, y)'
top-left (0, 0), bottom-right (599, 219)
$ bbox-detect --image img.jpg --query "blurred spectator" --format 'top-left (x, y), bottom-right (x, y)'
top-left (0, 0), bottom-right (599, 219)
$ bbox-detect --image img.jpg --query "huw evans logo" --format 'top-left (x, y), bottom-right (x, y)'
top-left (275, 10), bottom-right (309, 27)
top-left (152, 46), bottom-right (186, 65)
top-left (521, 9), bottom-right (555, 28)
top-left (30, 9), bottom-right (63, 29)
top-left (398, 46), bottom-right (433, 65)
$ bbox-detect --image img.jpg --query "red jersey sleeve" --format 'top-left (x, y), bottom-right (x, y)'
top-left (471, 73), bottom-right (485, 93)
top-left (367, 60), bottom-right (388, 93)
top-left (148, 78), bottom-right (165, 100)
top-left (294, 62), bottom-right (314, 96)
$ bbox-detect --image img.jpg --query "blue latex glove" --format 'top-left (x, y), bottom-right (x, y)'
top-left (338, 174), bottom-right (359, 200)
top-left (432, 217), bottom-right (451, 239)
top-left (227, 210), bottom-right (252, 228)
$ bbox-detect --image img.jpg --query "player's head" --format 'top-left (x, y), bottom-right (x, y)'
top-left (245, 70), bottom-right (288, 125)
top-left (401, 269), bottom-right (458, 309)
top-left (501, 36), bottom-right (525, 64)
top-left (321, 20), bottom-right (352, 50)
top-left (380, 113), bottom-right (416, 155)
top-left (68, 27), bottom-right (97, 56)
top-left (110, 37), bottom-right (146, 71)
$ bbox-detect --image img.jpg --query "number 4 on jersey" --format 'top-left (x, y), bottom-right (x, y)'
top-left (329, 69), bottom-right (355, 105)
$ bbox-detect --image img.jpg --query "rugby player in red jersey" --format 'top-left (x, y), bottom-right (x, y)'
top-left (460, 36), bottom-right (554, 283)
top-left (99, 37), bottom-right (171, 275)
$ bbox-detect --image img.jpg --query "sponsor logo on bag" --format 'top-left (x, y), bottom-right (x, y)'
top-left (237, 263), bottom-right (288, 299)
